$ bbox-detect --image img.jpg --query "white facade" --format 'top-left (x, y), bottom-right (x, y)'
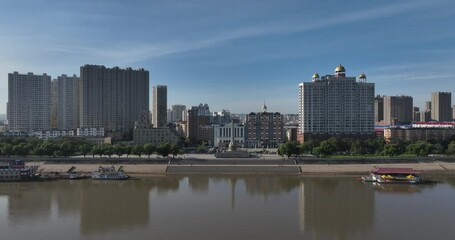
top-left (4, 130), bottom-right (75, 140)
top-left (213, 122), bottom-right (245, 147)
top-left (298, 66), bottom-right (374, 136)
top-left (7, 72), bottom-right (51, 131)
top-left (77, 128), bottom-right (105, 137)
top-left (171, 104), bottom-right (186, 122)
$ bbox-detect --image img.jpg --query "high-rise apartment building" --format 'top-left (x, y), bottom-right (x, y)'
top-left (383, 96), bottom-right (413, 125)
top-left (374, 95), bottom-right (384, 123)
top-left (51, 80), bottom-right (58, 129)
top-left (431, 92), bottom-right (452, 122)
top-left (171, 104), bottom-right (186, 122)
top-left (413, 107), bottom-right (421, 123)
top-left (7, 72), bottom-right (51, 131)
top-left (298, 65), bottom-right (374, 142)
top-left (245, 104), bottom-right (284, 148)
top-left (425, 101), bottom-right (432, 112)
top-left (187, 104), bottom-right (211, 142)
top-left (152, 85), bottom-right (167, 128)
top-left (79, 65), bottom-right (149, 132)
top-left (56, 74), bottom-right (80, 130)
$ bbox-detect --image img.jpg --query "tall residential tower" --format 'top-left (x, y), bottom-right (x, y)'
top-left (79, 65), bottom-right (149, 132)
top-left (431, 92), bottom-right (452, 122)
top-left (152, 85), bottom-right (167, 127)
top-left (383, 95), bottom-right (413, 125)
top-left (7, 72), bottom-right (51, 131)
top-left (56, 74), bottom-right (80, 130)
top-left (298, 65), bottom-right (374, 142)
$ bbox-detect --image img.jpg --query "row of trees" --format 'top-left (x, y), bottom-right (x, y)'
top-left (0, 138), bottom-right (181, 158)
top-left (278, 136), bottom-right (455, 158)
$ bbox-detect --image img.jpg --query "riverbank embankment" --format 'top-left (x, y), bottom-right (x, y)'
top-left (23, 160), bottom-right (455, 175)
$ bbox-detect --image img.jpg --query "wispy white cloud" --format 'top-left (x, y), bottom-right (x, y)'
top-left (30, 0), bottom-right (436, 66)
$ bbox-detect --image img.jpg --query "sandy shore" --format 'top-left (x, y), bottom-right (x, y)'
top-left (26, 161), bottom-right (455, 175)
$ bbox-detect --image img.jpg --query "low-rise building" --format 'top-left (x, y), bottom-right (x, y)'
top-left (77, 128), bottom-right (105, 137)
top-left (133, 111), bottom-right (180, 145)
top-left (384, 124), bottom-right (455, 142)
top-left (4, 130), bottom-right (75, 140)
top-left (213, 122), bottom-right (245, 147)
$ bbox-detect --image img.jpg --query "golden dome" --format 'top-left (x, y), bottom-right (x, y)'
top-left (358, 73), bottom-right (366, 78)
top-left (312, 73), bottom-right (320, 79)
top-left (334, 64), bottom-right (346, 73)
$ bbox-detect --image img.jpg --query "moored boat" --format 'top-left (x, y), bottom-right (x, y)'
top-left (0, 160), bottom-right (40, 182)
top-left (361, 168), bottom-right (421, 184)
top-left (92, 166), bottom-right (129, 180)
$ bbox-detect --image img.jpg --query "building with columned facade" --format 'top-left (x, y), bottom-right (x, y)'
top-left (213, 122), bottom-right (245, 147)
top-left (298, 65), bottom-right (375, 142)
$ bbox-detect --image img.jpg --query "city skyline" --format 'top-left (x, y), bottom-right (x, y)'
top-left (1, 0), bottom-right (455, 114)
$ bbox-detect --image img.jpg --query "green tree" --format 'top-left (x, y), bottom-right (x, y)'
top-left (406, 141), bottom-right (433, 156)
top-left (132, 145), bottom-right (143, 157)
top-left (143, 144), bottom-right (156, 158)
top-left (171, 145), bottom-right (181, 158)
top-left (13, 142), bottom-right (31, 156)
top-left (197, 142), bottom-right (207, 153)
top-left (124, 146), bottom-right (133, 158)
top-left (79, 144), bottom-right (92, 158)
top-left (278, 142), bottom-right (299, 158)
top-left (113, 145), bottom-right (125, 157)
top-left (312, 140), bottom-right (335, 157)
top-left (350, 140), bottom-right (366, 155)
top-left (59, 141), bottom-right (75, 157)
top-left (157, 143), bottom-right (172, 157)
top-left (91, 145), bottom-right (104, 158)
top-left (299, 142), bottom-right (312, 155)
top-left (103, 145), bottom-right (114, 158)
top-left (2, 143), bottom-right (13, 157)
top-left (381, 143), bottom-right (401, 156)
top-left (40, 141), bottom-right (57, 157)
top-left (446, 141), bottom-right (455, 155)
top-left (34, 144), bottom-right (46, 157)
top-left (432, 143), bottom-right (445, 154)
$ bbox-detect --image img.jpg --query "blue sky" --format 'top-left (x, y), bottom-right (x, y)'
top-left (1, 0), bottom-right (454, 114)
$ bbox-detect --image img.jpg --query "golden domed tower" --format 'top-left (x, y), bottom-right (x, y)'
top-left (312, 72), bottom-right (320, 82)
top-left (334, 64), bottom-right (346, 77)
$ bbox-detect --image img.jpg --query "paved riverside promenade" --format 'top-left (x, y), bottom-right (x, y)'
top-left (4, 154), bottom-right (455, 175)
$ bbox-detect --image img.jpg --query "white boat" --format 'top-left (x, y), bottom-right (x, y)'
top-left (361, 168), bottom-right (421, 184)
top-left (91, 166), bottom-right (129, 180)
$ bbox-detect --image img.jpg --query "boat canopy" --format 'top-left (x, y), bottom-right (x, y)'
top-left (373, 168), bottom-right (420, 175)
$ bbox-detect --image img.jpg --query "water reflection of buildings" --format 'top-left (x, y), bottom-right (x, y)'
top-left (244, 176), bottom-right (299, 199)
top-left (0, 183), bottom-right (53, 223)
top-left (298, 179), bottom-right (375, 240)
top-left (79, 181), bottom-right (150, 235)
top-left (0, 180), bottom-right (156, 236)
top-left (188, 176), bottom-right (209, 192)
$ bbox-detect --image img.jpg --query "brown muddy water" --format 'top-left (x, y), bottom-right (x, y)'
top-left (1, 175), bottom-right (455, 240)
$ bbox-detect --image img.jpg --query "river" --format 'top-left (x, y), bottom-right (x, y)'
top-left (1, 175), bottom-right (455, 240)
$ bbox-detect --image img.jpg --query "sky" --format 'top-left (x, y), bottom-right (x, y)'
top-left (1, 0), bottom-right (455, 114)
